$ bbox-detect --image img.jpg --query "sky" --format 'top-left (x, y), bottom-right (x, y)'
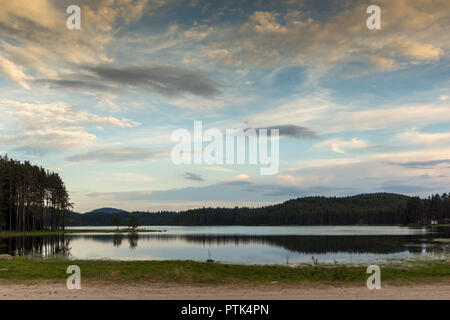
top-left (0, 0), bottom-right (449, 213)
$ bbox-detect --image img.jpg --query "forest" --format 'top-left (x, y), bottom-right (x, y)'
top-left (1, 155), bottom-right (448, 230)
top-left (68, 192), bottom-right (450, 226)
top-left (0, 155), bottom-right (71, 231)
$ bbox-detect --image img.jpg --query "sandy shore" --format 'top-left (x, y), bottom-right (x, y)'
top-left (1, 281), bottom-right (449, 300)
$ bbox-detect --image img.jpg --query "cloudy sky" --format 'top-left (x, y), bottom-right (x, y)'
top-left (0, 0), bottom-right (449, 212)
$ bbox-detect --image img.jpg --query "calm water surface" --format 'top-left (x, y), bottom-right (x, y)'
top-left (1, 226), bottom-right (449, 265)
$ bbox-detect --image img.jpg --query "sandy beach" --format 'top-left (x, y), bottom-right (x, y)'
top-left (1, 281), bottom-right (449, 300)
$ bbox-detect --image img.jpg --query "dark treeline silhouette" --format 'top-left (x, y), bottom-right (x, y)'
top-left (68, 192), bottom-right (450, 226)
top-left (404, 194), bottom-right (450, 224)
top-left (0, 155), bottom-right (71, 231)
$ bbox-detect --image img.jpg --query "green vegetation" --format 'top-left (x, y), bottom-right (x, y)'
top-left (0, 155), bottom-right (71, 232)
top-left (68, 192), bottom-right (450, 226)
top-left (0, 257), bottom-right (449, 285)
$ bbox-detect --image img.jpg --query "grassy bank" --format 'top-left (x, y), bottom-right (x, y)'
top-left (0, 257), bottom-right (449, 285)
top-left (0, 229), bottom-right (162, 237)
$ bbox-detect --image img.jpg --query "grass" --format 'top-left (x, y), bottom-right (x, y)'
top-left (0, 228), bottom-right (162, 237)
top-left (0, 257), bottom-right (449, 285)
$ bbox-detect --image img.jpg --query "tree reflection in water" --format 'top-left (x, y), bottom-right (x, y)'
top-left (127, 232), bottom-right (139, 250)
top-left (113, 233), bottom-right (123, 247)
top-left (0, 235), bottom-right (71, 258)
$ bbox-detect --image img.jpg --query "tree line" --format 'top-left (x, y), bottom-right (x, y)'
top-left (3, 154), bottom-right (448, 230)
top-left (404, 193), bottom-right (450, 224)
top-left (0, 155), bottom-right (71, 231)
top-left (68, 192), bottom-right (450, 226)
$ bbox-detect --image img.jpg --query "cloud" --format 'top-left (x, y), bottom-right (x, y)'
top-left (250, 11), bottom-right (288, 34)
top-left (81, 146), bottom-right (450, 208)
top-left (254, 125), bottom-right (319, 139)
top-left (0, 99), bottom-right (139, 154)
top-left (385, 41), bottom-right (443, 61)
top-left (276, 146), bottom-right (450, 200)
top-left (247, 94), bottom-right (450, 135)
top-left (86, 65), bottom-right (220, 97)
top-left (0, 54), bottom-right (32, 89)
top-left (232, 174), bottom-right (250, 181)
top-left (183, 172), bottom-right (204, 181)
top-left (276, 174), bottom-right (303, 186)
top-left (33, 78), bottom-right (111, 91)
top-left (0, 0), bottom-right (167, 85)
top-left (394, 129), bottom-right (450, 146)
top-left (110, 172), bottom-right (156, 183)
top-left (34, 64), bottom-right (221, 98)
top-left (0, 99), bottom-right (139, 129)
top-left (66, 147), bottom-right (167, 162)
top-left (320, 104), bottom-right (450, 134)
top-left (378, 183), bottom-right (438, 194)
top-left (204, 0), bottom-right (449, 74)
top-left (390, 159), bottom-right (450, 169)
top-left (2, 0), bottom-right (449, 91)
top-left (314, 138), bottom-right (369, 154)
top-left (86, 180), bottom-right (342, 202)
top-left (0, 130), bottom-right (95, 155)
top-left (204, 166), bottom-right (235, 173)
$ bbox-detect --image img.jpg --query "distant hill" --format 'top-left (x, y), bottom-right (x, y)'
top-left (87, 207), bottom-right (129, 214)
top-left (66, 192), bottom-right (422, 226)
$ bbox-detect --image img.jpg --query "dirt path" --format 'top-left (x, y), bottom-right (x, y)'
top-left (1, 281), bottom-right (449, 300)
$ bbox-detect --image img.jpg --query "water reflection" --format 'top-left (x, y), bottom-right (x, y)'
top-left (65, 233), bottom-right (450, 254)
top-left (0, 235), bottom-right (71, 258)
top-left (113, 233), bottom-right (123, 247)
top-left (127, 233), bottom-right (139, 250)
top-left (0, 226), bottom-right (449, 264)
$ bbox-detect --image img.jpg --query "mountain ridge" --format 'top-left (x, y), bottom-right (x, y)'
top-left (87, 207), bottom-right (129, 214)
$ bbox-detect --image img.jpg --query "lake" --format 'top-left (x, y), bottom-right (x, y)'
top-left (1, 226), bottom-right (449, 265)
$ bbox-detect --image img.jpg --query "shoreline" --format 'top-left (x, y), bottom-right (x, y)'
top-left (0, 228), bottom-right (164, 237)
top-left (1, 224), bottom-right (448, 237)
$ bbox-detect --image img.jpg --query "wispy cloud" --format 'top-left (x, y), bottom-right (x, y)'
top-left (35, 64), bottom-right (221, 98)
top-left (314, 138), bottom-right (369, 154)
top-left (0, 99), bottom-right (138, 154)
top-left (0, 54), bottom-right (32, 89)
top-left (390, 159), bottom-right (450, 169)
top-left (394, 129), bottom-right (450, 146)
top-left (86, 181), bottom-right (344, 202)
top-left (66, 147), bottom-right (167, 163)
top-left (253, 125), bottom-right (319, 139)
